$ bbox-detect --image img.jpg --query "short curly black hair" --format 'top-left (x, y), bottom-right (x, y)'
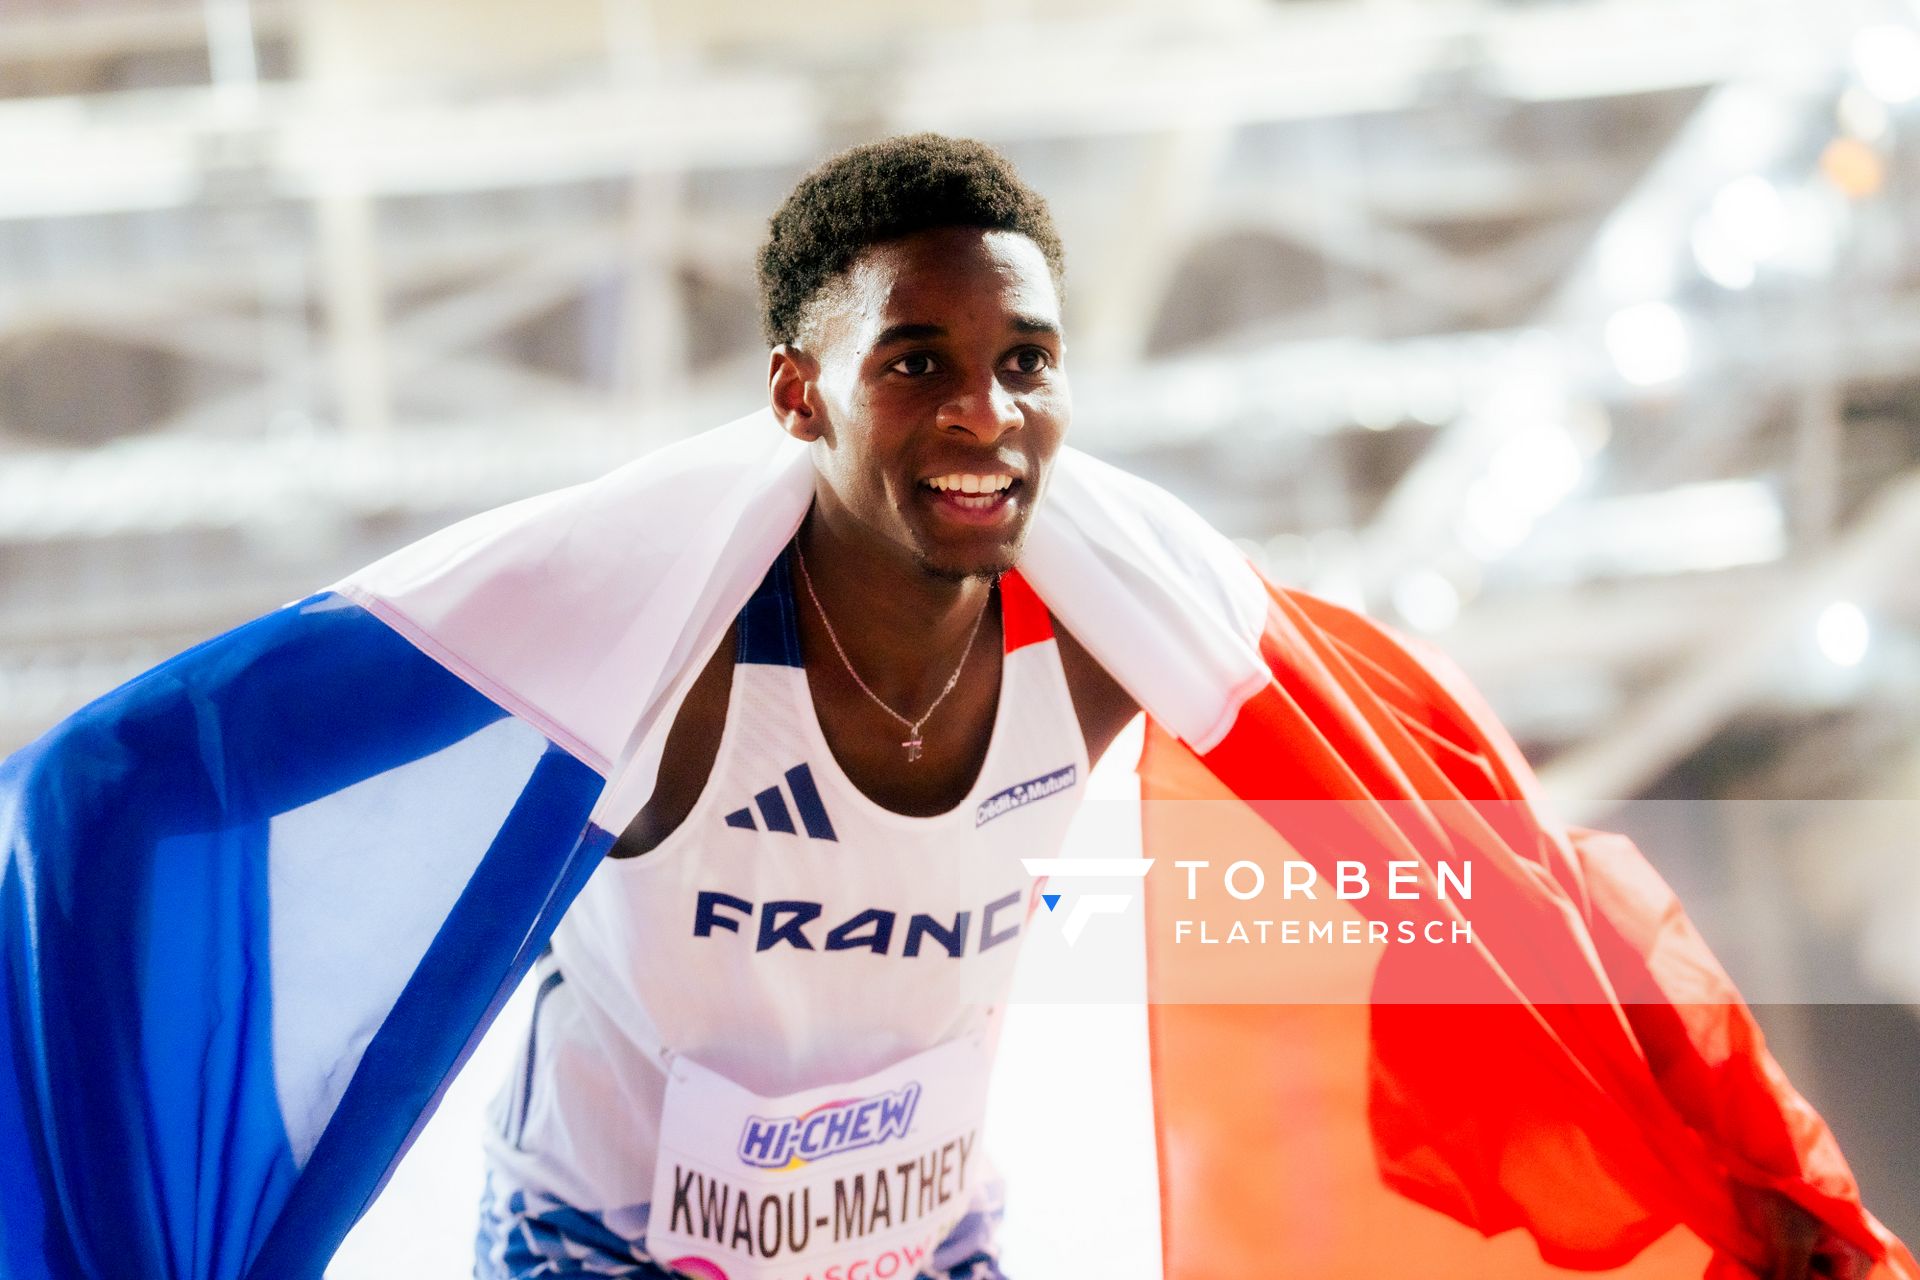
top-left (756, 133), bottom-right (1065, 347)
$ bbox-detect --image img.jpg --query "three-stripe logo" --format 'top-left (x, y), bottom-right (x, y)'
top-left (723, 762), bottom-right (838, 841)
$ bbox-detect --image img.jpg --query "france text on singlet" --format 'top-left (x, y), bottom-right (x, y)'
top-left (479, 544), bottom-right (1091, 1275)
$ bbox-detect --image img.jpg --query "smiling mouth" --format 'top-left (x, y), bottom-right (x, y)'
top-left (918, 472), bottom-right (1023, 522)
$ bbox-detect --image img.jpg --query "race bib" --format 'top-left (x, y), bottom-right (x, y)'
top-left (644, 1036), bottom-right (990, 1280)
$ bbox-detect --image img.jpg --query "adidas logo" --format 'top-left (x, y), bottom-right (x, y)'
top-left (723, 762), bottom-right (838, 841)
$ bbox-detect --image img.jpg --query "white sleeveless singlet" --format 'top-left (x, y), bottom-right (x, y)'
top-left (480, 543), bottom-right (1091, 1258)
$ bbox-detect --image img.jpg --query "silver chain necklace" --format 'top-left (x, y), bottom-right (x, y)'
top-left (792, 541), bottom-right (991, 763)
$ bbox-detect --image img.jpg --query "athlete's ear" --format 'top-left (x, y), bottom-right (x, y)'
top-left (769, 345), bottom-right (824, 443)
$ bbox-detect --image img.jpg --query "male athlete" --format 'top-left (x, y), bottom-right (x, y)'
top-left (469, 135), bottom-right (1873, 1280)
top-left (474, 135), bottom-right (1135, 1280)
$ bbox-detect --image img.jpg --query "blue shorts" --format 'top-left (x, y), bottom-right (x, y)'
top-left (473, 1167), bottom-right (1009, 1280)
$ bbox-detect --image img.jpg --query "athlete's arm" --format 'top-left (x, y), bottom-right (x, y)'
top-left (1050, 617), bottom-right (1142, 768)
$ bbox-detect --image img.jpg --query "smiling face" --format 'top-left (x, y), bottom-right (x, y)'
top-left (769, 225), bottom-right (1070, 581)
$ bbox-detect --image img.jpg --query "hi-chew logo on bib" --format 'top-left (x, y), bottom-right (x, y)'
top-left (738, 1082), bottom-right (921, 1170)
top-left (648, 1039), bottom-right (989, 1280)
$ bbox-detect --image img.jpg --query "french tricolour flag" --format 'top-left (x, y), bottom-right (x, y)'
top-left (2, 412), bottom-right (1910, 1279)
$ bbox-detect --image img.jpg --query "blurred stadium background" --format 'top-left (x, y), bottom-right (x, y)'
top-left (3, 0), bottom-right (1917, 1273)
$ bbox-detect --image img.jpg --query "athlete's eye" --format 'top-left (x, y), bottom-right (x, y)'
top-left (1004, 347), bottom-right (1052, 376)
top-left (888, 352), bottom-right (939, 376)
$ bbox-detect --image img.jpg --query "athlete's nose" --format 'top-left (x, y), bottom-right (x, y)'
top-left (938, 372), bottom-right (1022, 444)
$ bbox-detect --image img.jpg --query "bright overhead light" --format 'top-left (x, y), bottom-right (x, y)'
top-left (1457, 427), bottom-right (1586, 561)
top-left (1854, 24), bottom-right (1920, 104)
top-left (1604, 302), bottom-right (1691, 387)
top-left (1692, 212), bottom-right (1756, 290)
top-left (1816, 601), bottom-right (1871, 668)
top-left (1711, 176), bottom-right (1790, 262)
top-left (1821, 136), bottom-right (1886, 200)
top-left (1691, 176), bottom-right (1796, 289)
top-left (1486, 423), bottom-right (1586, 513)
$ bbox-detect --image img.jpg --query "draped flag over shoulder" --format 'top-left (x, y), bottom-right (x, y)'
top-left (2, 411), bottom-right (1911, 1280)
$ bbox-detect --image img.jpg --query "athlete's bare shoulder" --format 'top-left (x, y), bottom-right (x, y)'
top-left (1049, 613), bottom-right (1141, 767)
top-left (610, 623), bottom-right (735, 859)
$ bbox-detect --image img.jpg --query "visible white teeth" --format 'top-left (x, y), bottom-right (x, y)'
top-left (927, 474), bottom-right (1013, 493)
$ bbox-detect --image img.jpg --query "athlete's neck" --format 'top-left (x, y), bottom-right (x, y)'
top-left (795, 504), bottom-right (996, 710)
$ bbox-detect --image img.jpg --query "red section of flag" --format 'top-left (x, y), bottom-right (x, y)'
top-left (1138, 577), bottom-right (1916, 1280)
top-left (997, 568), bottom-right (1054, 653)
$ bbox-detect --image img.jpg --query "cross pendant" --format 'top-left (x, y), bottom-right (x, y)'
top-left (903, 736), bottom-right (925, 762)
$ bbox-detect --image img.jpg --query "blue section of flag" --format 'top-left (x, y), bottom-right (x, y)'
top-left (0, 592), bottom-right (610, 1279)
top-left (1043, 894), bottom-right (1061, 911)
top-left (251, 761), bottom-right (606, 1277)
top-left (0, 866), bottom-right (47, 1277)
top-left (734, 546), bottom-right (803, 668)
top-left (137, 816), bottom-right (295, 1280)
top-left (754, 785), bottom-right (797, 835)
top-left (783, 763), bottom-right (837, 842)
top-left (724, 806), bottom-right (757, 830)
